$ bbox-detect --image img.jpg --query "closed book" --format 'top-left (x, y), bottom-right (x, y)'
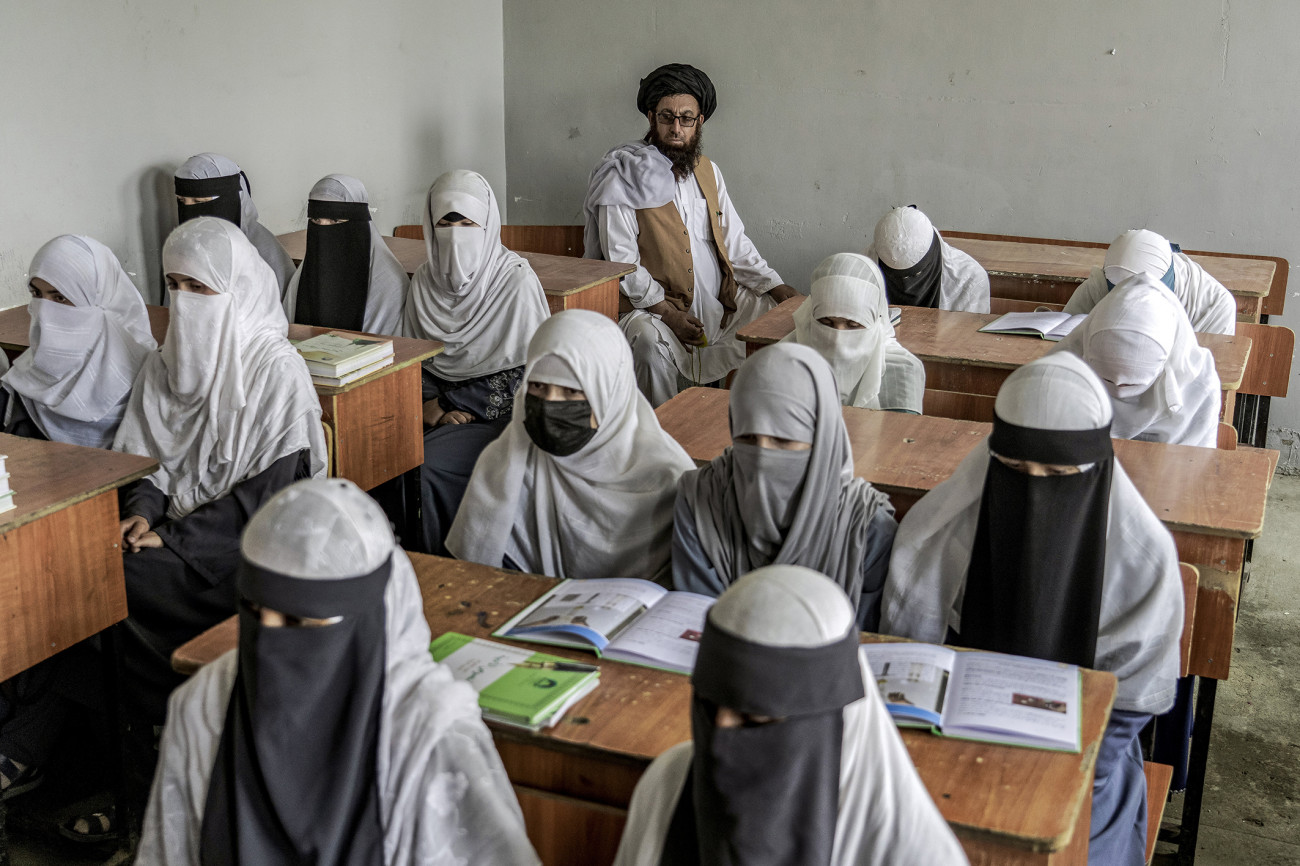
top-left (0, 472), bottom-right (10, 496)
top-left (429, 632), bottom-right (600, 730)
top-left (295, 331), bottom-right (395, 376)
top-left (309, 355), bottom-right (394, 387)
top-left (0, 490), bottom-right (13, 514)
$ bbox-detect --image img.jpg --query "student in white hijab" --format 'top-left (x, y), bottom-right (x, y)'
top-left (784, 252), bottom-right (925, 413)
top-left (1063, 229), bottom-right (1236, 335)
top-left (674, 344), bottom-right (897, 628)
top-left (283, 174), bottom-right (408, 336)
top-left (403, 170), bottom-right (550, 555)
top-left (1052, 274), bottom-right (1221, 448)
top-left (136, 478), bottom-right (539, 866)
top-left (174, 153), bottom-right (296, 294)
top-left (867, 206), bottom-right (989, 313)
top-left (1, 235), bottom-right (156, 447)
top-left (447, 309), bottom-right (693, 582)
top-left (614, 565), bottom-right (967, 866)
top-left (881, 353), bottom-right (1183, 866)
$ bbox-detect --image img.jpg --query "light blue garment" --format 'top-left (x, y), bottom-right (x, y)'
top-left (1089, 709), bottom-right (1151, 866)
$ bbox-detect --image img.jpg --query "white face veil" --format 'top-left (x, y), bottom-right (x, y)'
top-left (446, 309), bottom-right (694, 581)
top-left (403, 170), bottom-right (550, 381)
top-left (112, 217), bottom-right (324, 519)
top-left (793, 270), bottom-right (890, 408)
top-left (2, 235), bottom-right (156, 447)
top-left (612, 565), bottom-right (966, 866)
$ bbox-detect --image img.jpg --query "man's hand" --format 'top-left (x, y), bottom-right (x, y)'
top-left (422, 399), bottom-right (446, 428)
top-left (767, 283), bottom-right (800, 304)
top-left (437, 410), bottom-right (476, 426)
top-left (644, 301), bottom-right (706, 347)
top-left (120, 516), bottom-right (162, 553)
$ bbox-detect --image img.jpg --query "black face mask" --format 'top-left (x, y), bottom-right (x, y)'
top-left (175, 173), bottom-right (245, 226)
top-left (524, 393), bottom-right (596, 456)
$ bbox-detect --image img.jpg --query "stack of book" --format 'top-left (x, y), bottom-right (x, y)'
top-left (295, 331), bottom-right (395, 387)
top-left (0, 453), bottom-right (11, 514)
top-left (430, 632), bottom-right (601, 731)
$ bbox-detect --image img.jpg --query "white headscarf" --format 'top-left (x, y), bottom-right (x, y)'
top-left (112, 217), bottom-right (325, 519)
top-left (865, 209), bottom-right (991, 314)
top-left (137, 478), bottom-right (539, 866)
top-left (403, 170), bottom-right (550, 381)
top-left (2, 236), bottom-right (156, 448)
top-left (175, 153), bottom-right (295, 292)
top-left (613, 565), bottom-right (967, 866)
top-left (1051, 275), bottom-right (1221, 448)
top-left (881, 354), bottom-right (1183, 714)
top-left (283, 174), bottom-right (409, 336)
top-left (581, 139), bottom-right (677, 259)
top-left (1103, 229), bottom-right (1173, 285)
top-left (447, 309), bottom-right (694, 581)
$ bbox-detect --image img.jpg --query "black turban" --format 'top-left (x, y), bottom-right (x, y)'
top-left (636, 63), bottom-right (716, 121)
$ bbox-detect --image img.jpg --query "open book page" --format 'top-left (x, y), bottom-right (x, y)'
top-left (860, 642), bottom-right (957, 728)
top-left (1043, 314), bottom-right (1087, 340)
top-left (499, 578), bottom-right (669, 652)
top-left (942, 653), bottom-right (1081, 751)
top-left (978, 311), bottom-right (1086, 340)
top-left (604, 592), bottom-right (714, 673)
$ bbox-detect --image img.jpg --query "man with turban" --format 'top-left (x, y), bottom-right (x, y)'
top-left (583, 63), bottom-right (799, 407)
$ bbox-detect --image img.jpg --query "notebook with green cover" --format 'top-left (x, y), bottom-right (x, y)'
top-left (429, 632), bottom-right (600, 731)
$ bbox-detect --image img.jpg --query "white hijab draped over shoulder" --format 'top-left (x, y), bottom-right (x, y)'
top-left (1051, 274), bottom-right (1221, 447)
top-left (2, 235), bottom-right (156, 447)
top-left (787, 253), bottom-right (925, 412)
top-left (113, 217), bottom-right (325, 520)
top-left (283, 174), bottom-right (409, 336)
top-left (613, 565), bottom-right (967, 866)
top-left (138, 479), bottom-right (539, 866)
top-left (581, 139), bottom-right (676, 259)
top-left (175, 153), bottom-right (295, 292)
top-left (881, 354), bottom-right (1183, 714)
top-left (403, 170), bottom-right (549, 381)
top-left (447, 309), bottom-right (693, 581)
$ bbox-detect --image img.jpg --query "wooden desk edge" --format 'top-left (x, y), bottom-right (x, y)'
top-left (0, 455), bottom-right (158, 535)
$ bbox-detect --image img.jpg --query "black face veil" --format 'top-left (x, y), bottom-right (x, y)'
top-left (175, 173), bottom-right (246, 227)
top-left (878, 230), bottom-right (944, 308)
top-left (295, 199), bottom-right (374, 331)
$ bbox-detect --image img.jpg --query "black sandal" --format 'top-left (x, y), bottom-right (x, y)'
top-left (0, 754), bottom-right (42, 801)
top-left (58, 807), bottom-right (116, 844)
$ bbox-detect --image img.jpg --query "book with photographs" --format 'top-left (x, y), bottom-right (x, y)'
top-left (861, 642), bottom-right (1082, 752)
top-left (977, 311), bottom-right (1087, 341)
top-left (294, 331), bottom-right (394, 377)
top-left (429, 632), bottom-right (599, 731)
top-left (493, 578), bottom-right (713, 674)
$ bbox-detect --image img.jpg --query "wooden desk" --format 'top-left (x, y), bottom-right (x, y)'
top-left (657, 388), bottom-right (1274, 681)
top-left (941, 234), bottom-right (1275, 323)
top-left (0, 434), bottom-right (157, 681)
top-left (173, 554), bottom-right (1115, 866)
top-left (0, 306), bottom-right (442, 491)
top-left (736, 301), bottom-right (1251, 424)
top-left (275, 230), bottom-right (634, 322)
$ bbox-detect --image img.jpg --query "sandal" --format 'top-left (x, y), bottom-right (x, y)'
top-left (0, 754), bottom-right (42, 801)
top-left (58, 807), bottom-right (116, 844)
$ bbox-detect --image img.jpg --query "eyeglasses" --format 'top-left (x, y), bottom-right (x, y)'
top-left (655, 110), bottom-right (700, 128)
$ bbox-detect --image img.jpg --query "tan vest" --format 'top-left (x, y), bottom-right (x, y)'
top-left (629, 155), bottom-right (739, 324)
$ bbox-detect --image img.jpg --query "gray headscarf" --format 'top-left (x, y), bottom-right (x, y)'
top-left (678, 344), bottom-right (893, 608)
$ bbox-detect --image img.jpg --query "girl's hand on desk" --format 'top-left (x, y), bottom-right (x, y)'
top-left (437, 410), bottom-right (476, 426)
top-left (120, 515), bottom-right (159, 553)
top-left (422, 399), bottom-right (446, 428)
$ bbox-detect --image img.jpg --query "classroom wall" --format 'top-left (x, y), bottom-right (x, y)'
top-left (502, 0), bottom-right (1300, 463)
top-left (0, 0), bottom-right (505, 309)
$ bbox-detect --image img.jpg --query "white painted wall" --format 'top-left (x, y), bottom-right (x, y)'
top-left (0, 0), bottom-right (505, 309)
top-left (503, 0), bottom-right (1300, 461)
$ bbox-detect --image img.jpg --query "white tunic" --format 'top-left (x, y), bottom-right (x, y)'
top-left (1063, 253), bottom-right (1237, 335)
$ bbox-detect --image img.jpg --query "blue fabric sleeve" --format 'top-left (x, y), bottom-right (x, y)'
top-left (670, 488), bottom-right (729, 597)
top-left (856, 507), bottom-right (899, 631)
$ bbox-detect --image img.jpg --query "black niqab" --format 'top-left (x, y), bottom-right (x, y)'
top-left (878, 231), bottom-right (943, 308)
top-left (956, 417), bottom-right (1113, 668)
top-left (199, 556), bottom-right (391, 866)
top-left (175, 174), bottom-right (245, 227)
top-left (637, 63), bottom-right (717, 120)
top-left (661, 619), bottom-right (864, 866)
top-left (295, 199), bottom-right (373, 331)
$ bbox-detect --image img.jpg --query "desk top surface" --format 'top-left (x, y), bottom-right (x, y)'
top-left (275, 231), bottom-right (634, 296)
top-left (737, 301), bottom-right (1252, 389)
top-left (0, 432), bottom-right (157, 533)
top-left (0, 306), bottom-right (443, 396)
top-left (173, 553), bottom-right (1115, 852)
top-left (658, 388), bottom-right (1272, 540)
top-left (943, 235), bottom-right (1275, 297)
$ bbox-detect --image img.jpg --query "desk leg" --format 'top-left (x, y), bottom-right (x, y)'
top-left (0, 797), bottom-right (8, 866)
top-left (402, 467), bottom-right (422, 551)
top-left (103, 624), bottom-right (142, 858)
top-left (1177, 676), bottom-right (1217, 866)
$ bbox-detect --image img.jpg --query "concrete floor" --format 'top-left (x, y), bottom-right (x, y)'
top-left (8, 477), bottom-right (1300, 865)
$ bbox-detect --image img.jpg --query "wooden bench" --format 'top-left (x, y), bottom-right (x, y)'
top-left (1144, 761), bottom-right (1175, 864)
top-left (172, 554), bottom-right (1118, 866)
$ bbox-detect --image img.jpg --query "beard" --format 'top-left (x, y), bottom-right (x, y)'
top-left (647, 123), bottom-right (704, 181)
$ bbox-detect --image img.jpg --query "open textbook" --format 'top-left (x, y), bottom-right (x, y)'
top-left (861, 642), bottom-right (1082, 752)
top-left (977, 311), bottom-right (1087, 341)
top-left (494, 578), bottom-right (713, 674)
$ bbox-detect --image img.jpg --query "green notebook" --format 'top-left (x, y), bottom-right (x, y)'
top-left (429, 632), bottom-right (600, 731)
